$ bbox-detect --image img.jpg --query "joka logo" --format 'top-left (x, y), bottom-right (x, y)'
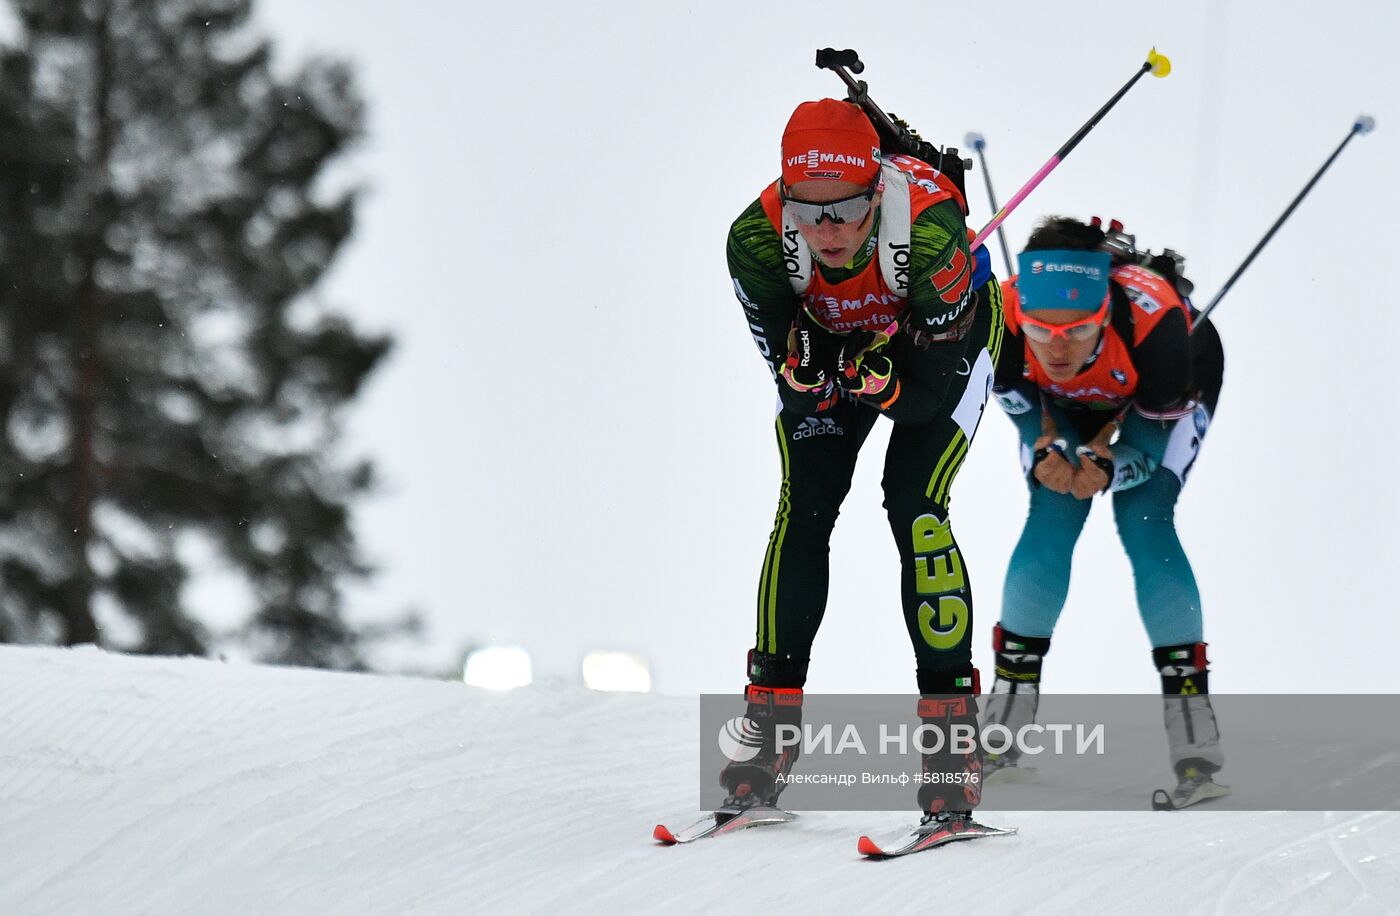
top-left (887, 241), bottom-right (910, 289)
top-left (793, 417), bottom-right (845, 440)
top-left (717, 716), bottom-right (763, 762)
top-left (782, 228), bottom-right (803, 278)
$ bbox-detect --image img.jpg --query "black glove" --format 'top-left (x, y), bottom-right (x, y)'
top-left (780, 308), bottom-right (843, 394)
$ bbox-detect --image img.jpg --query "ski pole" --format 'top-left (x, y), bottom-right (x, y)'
top-left (1193, 115), bottom-right (1376, 330)
top-left (970, 49), bottom-right (1172, 252)
top-left (964, 132), bottom-right (1014, 278)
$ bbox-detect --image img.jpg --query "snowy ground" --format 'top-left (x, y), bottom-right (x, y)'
top-left (0, 647), bottom-right (1395, 915)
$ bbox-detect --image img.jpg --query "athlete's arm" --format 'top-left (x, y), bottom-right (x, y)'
top-left (1116, 308), bottom-right (1192, 471)
top-left (992, 317), bottom-right (1025, 391)
top-left (864, 329), bottom-right (973, 424)
top-left (990, 326), bottom-right (1045, 447)
top-left (905, 200), bottom-right (976, 335)
top-left (855, 200), bottom-right (983, 424)
top-left (1131, 309), bottom-right (1192, 415)
top-left (726, 199), bottom-right (833, 415)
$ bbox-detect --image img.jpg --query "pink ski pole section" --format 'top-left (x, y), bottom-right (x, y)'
top-left (970, 154), bottom-right (1061, 251)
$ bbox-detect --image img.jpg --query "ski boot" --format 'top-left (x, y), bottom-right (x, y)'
top-left (718, 652), bottom-right (807, 810)
top-left (979, 625), bottom-right (1051, 780)
top-left (915, 666), bottom-right (983, 817)
top-left (718, 683), bottom-right (802, 808)
top-left (1152, 642), bottom-right (1228, 809)
top-left (1154, 762), bottom-right (1231, 810)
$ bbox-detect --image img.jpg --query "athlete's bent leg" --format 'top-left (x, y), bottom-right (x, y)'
top-left (882, 344), bottom-right (994, 815)
top-left (752, 401), bottom-right (877, 662)
top-left (723, 401), bottom-right (877, 806)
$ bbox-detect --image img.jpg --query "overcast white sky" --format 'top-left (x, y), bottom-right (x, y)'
top-left (250, 0), bottom-right (1398, 694)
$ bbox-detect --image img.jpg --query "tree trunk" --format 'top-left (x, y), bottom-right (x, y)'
top-left (63, 1), bottom-right (117, 646)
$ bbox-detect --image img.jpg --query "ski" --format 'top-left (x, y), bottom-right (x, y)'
top-left (653, 805), bottom-right (798, 845)
top-left (1151, 778), bottom-right (1230, 811)
top-left (857, 814), bottom-right (1017, 858)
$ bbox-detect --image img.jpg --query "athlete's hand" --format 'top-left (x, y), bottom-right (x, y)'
top-left (780, 308), bottom-right (843, 394)
top-left (1070, 421), bottom-right (1119, 499)
top-left (836, 326), bottom-right (897, 400)
top-left (1032, 435), bottom-right (1074, 493)
top-left (1071, 445), bottom-right (1113, 499)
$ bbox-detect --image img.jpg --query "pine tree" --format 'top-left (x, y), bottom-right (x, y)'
top-left (0, 0), bottom-right (395, 668)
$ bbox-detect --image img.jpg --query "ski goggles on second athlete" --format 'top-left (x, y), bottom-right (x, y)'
top-left (1014, 248), bottom-right (1113, 342)
top-left (1016, 295), bottom-right (1110, 343)
top-left (779, 176), bottom-right (881, 225)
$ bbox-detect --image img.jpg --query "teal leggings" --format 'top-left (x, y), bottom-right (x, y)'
top-left (1000, 469), bottom-right (1202, 648)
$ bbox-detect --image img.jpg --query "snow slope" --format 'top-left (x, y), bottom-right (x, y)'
top-left (0, 646), bottom-right (1395, 915)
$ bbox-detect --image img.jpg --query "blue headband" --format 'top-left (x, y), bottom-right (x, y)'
top-left (1016, 249), bottom-right (1111, 314)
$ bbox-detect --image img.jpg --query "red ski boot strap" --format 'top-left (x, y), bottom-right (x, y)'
top-left (745, 684), bottom-right (803, 707)
top-left (917, 696), bottom-right (972, 719)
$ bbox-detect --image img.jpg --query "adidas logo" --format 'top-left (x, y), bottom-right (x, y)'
top-left (793, 417), bottom-right (845, 440)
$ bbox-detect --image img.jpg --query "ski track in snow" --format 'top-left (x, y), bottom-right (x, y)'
top-left (0, 646), bottom-right (1396, 915)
